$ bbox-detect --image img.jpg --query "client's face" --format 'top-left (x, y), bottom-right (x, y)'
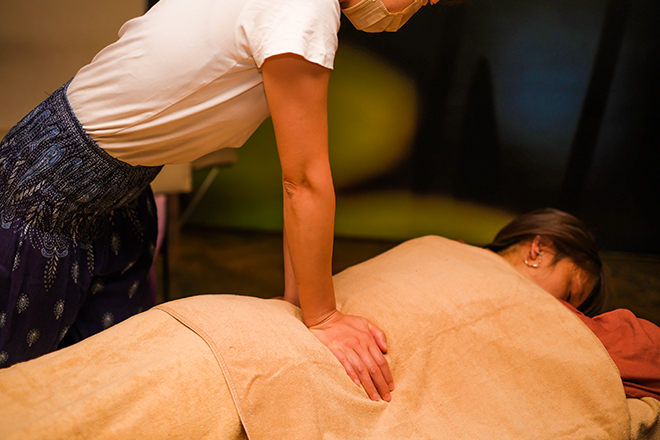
top-left (531, 256), bottom-right (596, 308)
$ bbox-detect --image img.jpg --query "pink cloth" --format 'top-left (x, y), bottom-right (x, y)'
top-left (562, 301), bottom-right (660, 400)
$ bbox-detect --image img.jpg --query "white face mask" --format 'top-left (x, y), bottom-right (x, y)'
top-left (342, 0), bottom-right (424, 33)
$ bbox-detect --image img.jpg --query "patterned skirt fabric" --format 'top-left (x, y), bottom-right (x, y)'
top-left (0, 82), bottom-right (162, 367)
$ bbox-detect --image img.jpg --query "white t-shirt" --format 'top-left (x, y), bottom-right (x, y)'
top-left (67, 0), bottom-right (341, 166)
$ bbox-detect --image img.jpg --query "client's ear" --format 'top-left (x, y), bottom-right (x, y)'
top-left (527, 235), bottom-right (554, 267)
top-left (530, 236), bottom-right (542, 257)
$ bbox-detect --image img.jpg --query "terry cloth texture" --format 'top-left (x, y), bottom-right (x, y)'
top-left (0, 309), bottom-right (247, 440)
top-left (0, 82), bottom-right (162, 367)
top-left (0, 236), bottom-right (658, 439)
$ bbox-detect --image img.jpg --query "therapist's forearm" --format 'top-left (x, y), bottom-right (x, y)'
top-left (282, 172), bottom-right (336, 327)
top-left (283, 225), bottom-right (301, 306)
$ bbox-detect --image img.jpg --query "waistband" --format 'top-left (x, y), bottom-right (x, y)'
top-left (0, 81), bottom-right (162, 244)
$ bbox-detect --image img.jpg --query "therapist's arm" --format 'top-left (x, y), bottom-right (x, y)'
top-left (262, 53), bottom-right (394, 402)
top-left (282, 224), bottom-right (300, 306)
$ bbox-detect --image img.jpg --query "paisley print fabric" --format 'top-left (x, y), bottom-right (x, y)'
top-left (0, 82), bottom-right (162, 367)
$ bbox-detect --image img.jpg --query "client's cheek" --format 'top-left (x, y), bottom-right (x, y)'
top-left (539, 278), bottom-right (570, 302)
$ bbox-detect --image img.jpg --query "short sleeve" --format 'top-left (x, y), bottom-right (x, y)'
top-left (239, 0), bottom-right (341, 69)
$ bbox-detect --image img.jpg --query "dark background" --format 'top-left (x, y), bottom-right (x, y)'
top-left (336, 0), bottom-right (659, 254)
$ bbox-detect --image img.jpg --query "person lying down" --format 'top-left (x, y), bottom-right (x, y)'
top-left (0, 209), bottom-right (659, 440)
top-left (484, 208), bottom-right (660, 401)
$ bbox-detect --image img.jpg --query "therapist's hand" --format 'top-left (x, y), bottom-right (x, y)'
top-left (309, 310), bottom-right (394, 402)
top-left (262, 53), bottom-right (393, 401)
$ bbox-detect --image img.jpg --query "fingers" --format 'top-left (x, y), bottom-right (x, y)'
top-left (366, 321), bottom-right (394, 392)
top-left (368, 321), bottom-right (388, 353)
top-left (328, 345), bottom-right (361, 387)
top-left (332, 346), bottom-right (389, 402)
top-left (363, 347), bottom-right (393, 401)
top-left (368, 343), bottom-right (394, 392)
top-left (310, 313), bottom-right (395, 402)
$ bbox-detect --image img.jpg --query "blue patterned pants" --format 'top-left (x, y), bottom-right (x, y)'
top-left (0, 82), bottom-right (162, 367)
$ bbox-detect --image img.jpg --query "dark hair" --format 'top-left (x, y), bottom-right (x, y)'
top-left (485, 208), bottom-right (605, 317)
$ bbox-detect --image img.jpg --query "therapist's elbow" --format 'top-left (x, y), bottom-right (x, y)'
top-left (282, 172), bottom-right (334, 200)
top-left (283, 177), bottom-right (306, 198)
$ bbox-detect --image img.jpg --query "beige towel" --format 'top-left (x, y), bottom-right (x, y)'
top-left (157, 236), bottom-right (633, 439)
top-left (629, 398), bottom-right (660, 440)
top-left (1, 235), bottom-right (657, 439)
top-left (0, 309), bottom-right (246, 440)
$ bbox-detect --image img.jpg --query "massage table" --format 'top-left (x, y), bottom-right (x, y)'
top-left (1, 236), bottom-right (659, 439)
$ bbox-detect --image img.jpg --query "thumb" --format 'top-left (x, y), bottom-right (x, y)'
top-left (368, 321), bottom-right (388, 353)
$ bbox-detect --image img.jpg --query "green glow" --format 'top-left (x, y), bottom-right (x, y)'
top-left (184, 45), bottom-right (514, 244)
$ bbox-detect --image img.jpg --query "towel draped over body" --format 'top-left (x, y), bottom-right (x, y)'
top-left (1, 236), bottom-right (658, 439)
